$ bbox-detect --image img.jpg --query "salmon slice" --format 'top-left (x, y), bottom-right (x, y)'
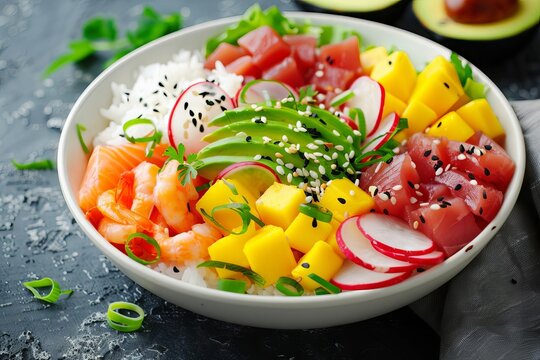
top-left (79, 143), bottom-right (168, 213)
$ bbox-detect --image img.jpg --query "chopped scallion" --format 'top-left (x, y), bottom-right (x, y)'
top-left (107, 301), bottom-right (145, 332)
top-left (12, 159), bottom-right (55, 170)
top-left (217, 278), bottom-right (247, 294)
top-left (200, 202), bottom-right (264, 235)
top-left (197, 260), bottom-right (265, 286)
top-left (314, 287), bottom-right (331, 295)
top-left (125, 233), bottom-right (161, 265)
top-left (307, 273), bottom-right (341, 294)
top-left (329, 90), bottom-right (354, 108)
top-left (276, 277), bottom-right (304, 296)
top-left (122, 118), bottom-right (162, 157)
top-left (298, 203), bottom-right (333, 223)
top-left (22, 277), bottom-right (73, 303)
top-left (76, 123), bottom-right (90, 154)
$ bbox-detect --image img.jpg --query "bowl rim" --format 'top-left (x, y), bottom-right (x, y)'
top-left (57, 11), bottom-right (526, 307)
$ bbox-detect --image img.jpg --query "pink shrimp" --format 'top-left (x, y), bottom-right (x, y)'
top-left (153, 160), bottom-right (199, 234)
top-left (131, 161), bottom-right (160, 218)
top-left (97, 217), bottom-right (137, 244)
top-left (155, 223), bottom-right (222, 265)
top-left (97, 189), bottom-right (156, 233)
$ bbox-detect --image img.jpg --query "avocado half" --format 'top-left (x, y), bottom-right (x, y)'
top-left (296, 0), bottom-right (409, 24)
top-left (413, 0), bottom-right (540, 63)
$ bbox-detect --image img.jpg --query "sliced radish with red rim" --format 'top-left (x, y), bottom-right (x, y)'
top-left (331, 260), bottom-right (412, 290)
top-left (168, 81), bottom-right (234, 155)
top-left (358, 213), bottom-right (435, 255)
top-left (345, 76), bottom-right (385, 136)
top-left (214, 161), bottom-right (280, 197)
top-left (235, 80), bottom-right (298, 108)
top-left (372, 245), bottom-right (444, 266)
top-left (336, 216), bottom-right (417, 273)
top-left (361, 112), bottom-right (400, 153)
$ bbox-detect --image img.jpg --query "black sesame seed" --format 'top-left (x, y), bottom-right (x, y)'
top-left (510, 278), bottom-right (517, 284)
top-left (442, 201), bottom-right (452, 207)
top-left (459, 144), bottom-right (465, 153)
top-left (173, 83), bottom-right (178, 89)
top-left (440, 204), bottom-right (447, 208)
top-left (370, 208), bottom-right (376, 213)
top-left (482, 190), bottom-right (487, 199)
top-left (437, 196), bottom-right (444, 202)
top-left (199, 124), bottom-right (204, 133)
top-left (431, 155), bottom-right (439, 161)
top-left (187, 202), bottom-right (191, 212)
top-left (158, 82), bottom-right (164, 87)
top-left (383, 209), bottom-right (389, 215)
top-left (198, 112), bottom-right (202, 120)
top-left (153, 109), bottom-right (159, 113)
top-left (273, 140), bottom-right (280, 145)
top-left (417, 268), bottom-right (425, 273)
top-left (189, 110), bottom-right (194, 116)
top-left (220, 95), bottom-right (226, 101)
top-left (419, 215), bottom-right (426, 224)
top-left (303, 159), bottom-right (310, 168)
top-left (220, 106), bottom-right (228, 111)
top-left (484, 144), bottom-right (492, 150)
top-left (246, 136), bottom-right (252, 142)
top-left (153, 90), bottom-right (159, 94)
top-left (437, 122), bottom-right (442, 128)
top-left (484, 168), bottom-right (491, 176)
top-left (184, 102), bottom-right (188, 110)
top-left (311, 218), bottom-right (318, 228)
top-left (465, 245), bottom-right (473, 252)
top-left (388, 61), bottom-right (392, 65)
top-left (468, 173), bottom-right (476, 180)
top-left (139, 97), bottom-right (143, 103)
top-left (454, 184), bottom-right (462, 191)
top-left (324, 145), bottom-right (329, 152)
top-left (337, 197), bottom-right (347, 204)
top-left (443, 82), bottom-right (449, 89)
top-left (206, 100), bottom-right (215, 106)
top-left (479, 207), bottom-right (484, 215)
top-left (386, 157), bottom-right (393, 164)
top-left (173, 266), bottom-right (180, 273)
top-left (424, 150), bottom-right (432, 157)
top-left (491, 226), bottom-right (497, 230)
top-left (163, 92), bottom-right (168, 98)
top-left (321, 174), bottom-right (330, 182)
top-left (319, 119), bottom-right (327, 125)
top-left (164, 75), bottom-right (168, 81)
top-left (301, 262), bottom-right (310, 269)
top-left (215, 98), bottom-right (222, 104)
top-left (407, 181), bottom-right (415, 189)
top-left (191, 118), bottom-right (197, 126)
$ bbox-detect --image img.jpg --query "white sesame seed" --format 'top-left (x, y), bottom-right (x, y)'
top-left (331, 164), bottom-right (337, 170)
top-left (345, 153), bottom-right (350, 160)
top-left (349, 190), bottom-right (355, 196)
top-left (346, 168), bottom-right (355, 175)
top-left (287, 173), bottom-right (293, 183)
top-left (390, 197), bottom-right (397, 205)
top-left (416, 190), bottom-right (423, 197)
top-left (332, 152), bottom-right (339, 160)
top-left (410, 197), bottom-right (418, 204)
top-left (445, 163), bottom-right (451, 171)
top-left (275, 152), bottom-right (283, 159)
top-left (347, 136), bottom-right (353, 144)
top-left (470, 179), bottom-right (478, 185)
top-left (342, 161), bottom-right (350, 168)
top-left (278, 142), bottom-right (284, 147)
top-left (354, 179), bottom-right (360, 186)
top-left (302, 168), bottom-right (309, 177)
top-left (393, 147), bottom-right (400, 154)
top-left (411, 161), bottom-right (417, 169)
top-left (287, 97), bottom-right (294, 102)
top-left (305, 196), bottom-right (313, 203)
top-left (327, 180), bottom-right (333, 186)
top-left (392, 185), bottom-right (403, 191)
top-left (276, 166), bottom-right (285, 175)
top-left (315, 70), bottom-right (324, 78)
top-left (457, 154), bottom-right (467, 160)
top-left (255, 106), bottom-right (263, 112)
top-left (261, 116), bottom-right (267, 123)
top-left (430, 204), bottom-right (441, 210)
top-left (298, 127), bottom-right (307, 133)
top-left (433, 139), bottom-right (441, 145)
top-left (413, 221), bottom-right (419, 229)
top-left (333, 130), bottom-right (341, 136)
top-left (253, 154), bottom-right (262, 160)
top-left (349, 150), bottom-right (355, 159)
top-left (414, 184), bottom-right (420, 190)
top-left (285, 163), bottom-right (294, 169)
top-left (375, 162), bottom-right (382, 174)
top-left (335, 145), bottom-right (344, 151)
top-left (276, 158), bottom-right (284, 165)
top-left (318, 165), bottom-right (326, 175)
top-left (296, 168), bottom-right (303, 177)
top-left (323, 154), bottom-right (332, 161)
top-left (369, 186), bottom-right (377, 196)
top-left (309, 170), bottom-right (319, 179)
top-left (420, 202), bottom-right (429, 207)
top-left (319, 103), bottom-right (326, 109)
top-left (474, 148), bottom-right (483, 156)
top-left (275, 102), bottom-right (281, 109)
top-left (353, 130), bottom-right (361, 136)
top-left (307, 143), bottom-right (318, 150)
top-left (288, 124), bottom-right (293, 129)
top-left (263, 136), bottom-right (271, 144)
top-left (378, 193), bottom-right (390, 201)
top-left (435, 167), bottom-right (443, 176)
top-left (251, 104), bottom-right (258, 109)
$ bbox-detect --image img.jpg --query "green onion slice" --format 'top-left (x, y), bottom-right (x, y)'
top-left (76, 123), bottom-right (90, 154)
top-left (22, 277), bottom-right (73, 303)
top-left (329, 90), bottom-right (354, 108)
top-left (314, 287), bottom-right (331, 296)
top-left (217, 279), bottom-right (247, 294)
top-left (107, 301), bottom-right (145, 332)
top-left (125, 233), bottom-right (161, 265)
top-left (122, 118), bottom-right (162, 157)
top-left (298, 203), bottom-right (333, 223)
top-left (12, 159), bottom-right (55, 170)
top-left (197, 260), bottom-right (265, 286)
top-left (307, 273), bottom-right (341, 294)
top-left (200, 202), bottom-right (264, 235)
top-left (349, 107), bottom-right (367, 143)
top-left (239, 79), bottom-right (297, 108)
top-left (276, 277), bottom-right (304, 296)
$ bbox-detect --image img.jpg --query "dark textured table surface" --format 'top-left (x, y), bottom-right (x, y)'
top-left (1, 1), bottom-right (538, 359)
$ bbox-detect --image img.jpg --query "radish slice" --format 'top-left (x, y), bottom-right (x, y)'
top-left (235, 80), bottom-right (298, 107)
top-left (338, 112), bottom-right (358, 131)
top-left (361, 112), bottom-right (400, 153)
top-left (345, 76), bottom-right (385, 136)
top-left (331, 260), bottom-right (412, 290)
top-left (358, 213), bottom-right (435, 255)
top-left (214, 161), bottom-right (280, 197)
top-left (336, 216), bottom-right (417, 273)
top-left (372, 244), bottom-right (445, 266)
top-left (168, 81), bottom-right (234, 155)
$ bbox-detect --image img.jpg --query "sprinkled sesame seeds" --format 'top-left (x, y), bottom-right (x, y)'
top-left (276, 166), bottom-right (285, 175)
top-left (410, 197), bottom-right (418, 204)
top-left (309, 170), bottom-right (318, 179)
top-left (419, 215), bottom-right (426, 223)
top-left (435, 167), bottom-right (443, 176)
top-left (392, 185), bottom-right (403, 191)
top-left (424, 150), bottom-right (432, 157)
top-left (470, 179), bottom-right (478, 185)
top-left (413, 221), bottom-right (419, 229)
top-left (307, 143), bottom-right (318, 150)
top-left (287, 173), bottom-right (293, 183)
top-left (420, 202), bottom-right (429, 207)
top-left (454, 184), bottom-right (462, 191)
top-left (457, 154), bottom-right (467, 160)
top-left (347, 136), bottom-right (353, 144)
top-left (430, 204), bottom-right (441, 210)
top-left (253, 154), bottom-right (262, 160)
top-left (285, 163), bottom-right (294, 169)
top-left (378, 192), bottom-right (390, 201)
top-left (305, 195), bottom-right (313, 203)
top-left (411, 161), bottom-right (417, 169)
top-left (318, 165), bottom-right (326, 175)
top-left (315, 70), bottom-right (324, 78)
top-left (349, 190), bottom-right (355, 196)
top-left (433, 139), bottom-right (441, 145)
top-left (390, 197), bottom-right (397, 205)
top-left (276, 158), bottom-right (284, 165)
top-left (484, 144), bottom-right (492, 150)
top-left (484, 168), bottom-right (491, 176)
top-left (369, 186), bottom-right (378, 196)
top-left (333, 130), bottom-right (341, 137)
top-left (415, 190), bottom-right (423, 197)
top-left (407, 181), bottom-right (415, 189)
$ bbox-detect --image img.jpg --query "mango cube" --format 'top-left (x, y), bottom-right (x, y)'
top-left (427, 111), bottom-right (475, 142)
top-left (360, 46), bottom-right (388, 75)
top-left (255, 183), bottom-right (305, 229)
top-left (291, 241), bottom-right (344, 291)
top-left (196, 179), bottom-right (259, 235)
top-left (326, 220), bottom-right (345, 258)
top-left (208, 224), bottom-right (256, 279)
top-left (417, 56), bottom-right (461, 88)
top-left (285, 213), bottom-right (333, 254)
top-left (456, 99), bottom-right (505, 142)
top-left (410, 70), bottom-right (464, 117)
top-left (243, 225), bottom-right (296, 285)
top-left (371, 51), bottom-right (417, 103)
top-left (319, 178), bottom-right (374, 222)
top-left (402, 99), bottom-right (438, 135)
top-left (382, 92), bottom-right (407, 118)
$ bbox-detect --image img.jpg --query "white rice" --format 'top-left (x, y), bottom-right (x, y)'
top-left (94, 50), bottom-right (243, 147)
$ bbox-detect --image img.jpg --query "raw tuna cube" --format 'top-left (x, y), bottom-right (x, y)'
top-left (319, 37), bottom-right (361, 72)
top-left (409, 197), bottom-right (482, 257)
top-left (407, 133), bottom-right (450, 182)
top-left (283, 35), bottom-right (317, 77)
top-left (204, 43), bottom-right (247, 69)
top-left (238, 26), bottom-right (291, 69)
top-left (310, 63), bottom-right (356, 93)
top-left (262, 56), bottom-right (304, 89)
top-left (436, 169), bottom-right (503, 222)
top-left (359, 153), bottom-right (421, 219)
top-left (225, 56), bottom-right (261, 78)
top-left (418, 182), bottom-right (452, 203)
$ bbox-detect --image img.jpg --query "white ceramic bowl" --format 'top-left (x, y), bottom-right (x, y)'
top-left (58, 12), bottom-right (525, 329)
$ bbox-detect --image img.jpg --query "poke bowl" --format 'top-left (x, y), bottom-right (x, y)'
top-left (57, 9), bottom-right (525, 329)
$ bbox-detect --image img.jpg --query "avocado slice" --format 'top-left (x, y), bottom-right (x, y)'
top-left (296, 0), bottom-right (408, 24)
top-left (413, 0), bottom-right (539, 63)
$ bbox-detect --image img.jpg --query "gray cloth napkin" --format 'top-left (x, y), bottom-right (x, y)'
top-left (411, 100), bottom-right (540, 360)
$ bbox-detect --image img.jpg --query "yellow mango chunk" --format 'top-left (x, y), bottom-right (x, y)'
top-left (196, 179), bottom-right (259, 235)
top-left (243, 225), bottom-right (296, 285)
top-left (456, 99), bottom-right (505, 142)
top-left (319, 178), bottom-right (374, 222)
top-left (449, 93), bottom-right (470, 112)
top-left (208, 224), bottom-right (256, 279)
top-left (382, 92), bottom-right (407, 118)
top-left (255, 183), bottom-right (305, 229)
top-left (326, 220), bottom-right (345, 258)
top-left (371, 51), bottom-right (417, 103)
top-left (427, 111), bottom-right (475, 142)
top-left (291, 241), bottom-right (344, 291)
top-left (417, 56), bottom-right (461, 88)
top-left (285, 213), bottom-right (333, 254)
top-left (410, 70), bottom-right (464, 117)
top-left (402, 99), bottom-right (438, 135)
top-left (360, 46), bottom-right (388, 75)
